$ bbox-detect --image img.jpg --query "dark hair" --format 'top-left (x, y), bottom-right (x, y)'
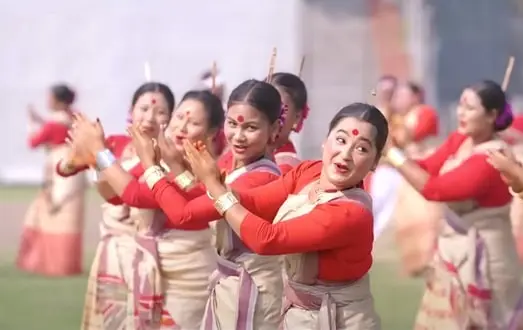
top-left (469, 80), bottom-right (513, 131)
top-left (131, 82), bottom-right (176, 114)
top-left (227, 79), bottom-right (282, 123)
top-left (403, 81), bottom-right (425, 103)
top-left (180, 90), bottom-right (225, 130)
top-left (51, 84), bottom-right (76, 105)
top-left (328, 103), bottom-right (389, 154)
top-left (269, 72), bottom-right (308, 111)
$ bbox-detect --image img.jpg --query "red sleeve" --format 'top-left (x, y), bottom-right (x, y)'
top-left (421, 154), bottom-right (510, 203)
top-left (239, 202), bottom-right (373, 255)
top-left (416, 132), bottom-right (466, 175)
top-left (151, 170), bottom-right (284, 229)
top-left (278, 164), bottom-right (293, 175)
top-left (119, 178), bottom-right (205, 208)
top-left (128, 163), bottom-right (144, 178)
top-left (412, 107), bottom-right (438, 142)
top-left (28, 122), bottom-right (68, 148)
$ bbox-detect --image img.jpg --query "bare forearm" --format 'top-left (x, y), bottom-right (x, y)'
top-left (96, 176), bottom-right (119, 200)
top-left (100, 165), bottom-right (135, 196)
top-left (396, 161), bottom-right (430, 191)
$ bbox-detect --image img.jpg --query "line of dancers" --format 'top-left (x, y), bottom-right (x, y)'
top-left (18, 69), bottom-right (523, 328)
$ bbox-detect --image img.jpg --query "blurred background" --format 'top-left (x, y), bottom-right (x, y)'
top-left (0, 0), bottom-right (522, 328)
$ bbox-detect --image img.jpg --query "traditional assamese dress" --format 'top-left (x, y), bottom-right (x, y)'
top-left (57, 134), bottom-right (214, 329)
top-left (96, 161), bottom-right (214, 328)
top-left (17, 110), bottom-right (86, 276)
top-left (137, 156), bottom-right (283, 329)
top-left (389, 105), bottom-right (442, 275)
top-left (151, 160), bottom-right (380, 329)
top-left (405, 132), bottom-right (523, 329)
top-left (371, 105), bottom-right (439, 241)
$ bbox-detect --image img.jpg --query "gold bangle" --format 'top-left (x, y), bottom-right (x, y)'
top-left (386, 147), bottom-right (407, 168)
top-left (144, 165), bottom-right (166, 189)
top-left (59, 159), bottom-right (76, 174)
top-left (174, 170), bottom-right (196, 191)
top-left (214, 192), bottom-right (239, 216)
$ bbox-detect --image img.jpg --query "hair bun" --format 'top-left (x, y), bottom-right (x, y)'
top-left (494, 102), bottom-right (514, 131)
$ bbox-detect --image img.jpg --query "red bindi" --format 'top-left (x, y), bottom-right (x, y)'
top-left (237, 115), bottom-right (244, 123)
top-left (151, 98), bottom-right (156, 104)
top-left (352, 129), bottom-right (359, 136)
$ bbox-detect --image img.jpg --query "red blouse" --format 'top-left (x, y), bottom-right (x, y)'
top-left (55, 134), bottom-right (132, 177)
top-left (28, 122), bottom-right (69, 149)
top-left (418, 131), bottom-right (511, 206)
top-left (150, 160), bottom-right (373, 282)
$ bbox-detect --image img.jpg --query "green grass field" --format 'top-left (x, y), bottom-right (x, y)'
top-left (0, 186), bottom-right (425, 329)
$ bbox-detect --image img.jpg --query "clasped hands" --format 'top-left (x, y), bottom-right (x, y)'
top-left (66, 113), bottom-right (223, 186)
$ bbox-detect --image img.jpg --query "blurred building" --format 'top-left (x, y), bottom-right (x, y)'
top-left (0, 0), bottom-right (522, 183)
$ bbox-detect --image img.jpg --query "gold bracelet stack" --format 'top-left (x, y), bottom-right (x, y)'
top-left (174, 170), bottom-right (196, 191)
top-left (144, 165), bottom-right (166, 189)
top-left (386, 147), bottom-right (407, 168)
top-left (214, 192), bottom-right (239, 216)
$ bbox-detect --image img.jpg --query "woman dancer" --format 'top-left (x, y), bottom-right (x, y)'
top-left (367, 75), bottom-right (401, 238)
top-left (61, 82), bottom-right (203, 329)
top-left (387, 82), bottom-right (442, 273)
top-left (197, 66), bottom-right (228, 157)
top-left (73, 79), bottom-right (285, 329)
top-left (385, 80), bottom-right (523, 328)
top-left (269, 72), bottom-right (309, 173)
top-left (129, 102), bottom-right (385, 329)
top-left (220, 72), bottom-right (309, 174)
top-left (18, 83), bottom-right (86, 276)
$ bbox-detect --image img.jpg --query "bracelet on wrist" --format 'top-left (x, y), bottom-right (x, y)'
top-left (214, 191), bottom-right (239, 216)
top-left (386, 147), bottom-right (407, 168)
top-left (59, 159), bottom-right (76, 174)
top-left (174, 171), bottom-right (196, 191)
top-left (95, 149), bottom-right (117, 171)
top-left (144, 165), bottom-right (166, 189)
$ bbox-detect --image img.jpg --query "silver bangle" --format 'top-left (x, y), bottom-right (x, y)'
top-left (95, 149), bottom-right (116, 171)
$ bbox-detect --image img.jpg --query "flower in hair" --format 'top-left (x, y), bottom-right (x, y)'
top-left (293, 104), bottom-right (310, 133)
top-left (495, 102), bottom-right (514, 130)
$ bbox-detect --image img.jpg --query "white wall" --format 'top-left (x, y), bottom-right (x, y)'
top-left (0, 0), bottom-right (300, 183)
